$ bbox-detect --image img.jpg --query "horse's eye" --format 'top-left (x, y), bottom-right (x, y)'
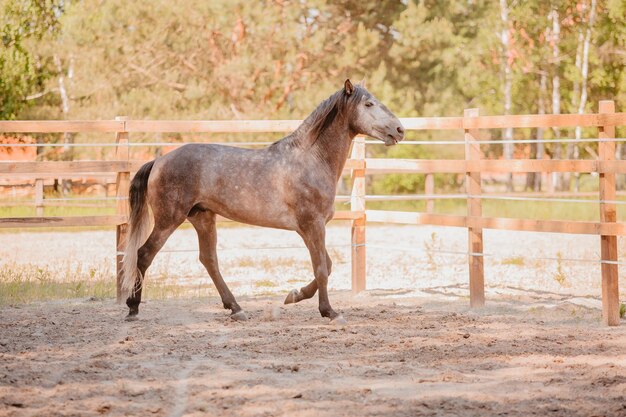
top-left (365, 102), bottom-right (374, 107)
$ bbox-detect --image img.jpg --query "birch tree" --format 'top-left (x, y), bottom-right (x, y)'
top-left (573, 0), bottom-right (597, 191)
top-left (548, 5), bottom-right (563, 191)
top-left (499, 0), bottom-right (514, 191)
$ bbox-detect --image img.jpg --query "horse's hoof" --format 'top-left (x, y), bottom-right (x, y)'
top-left (284, 289), bottom-right (299, 305)
top-left (125, 314), bottom-right (139, 322)
top-left (329, 314), bottom-right (348, 326)
top-left (230, 311), bottom-right (248, 321)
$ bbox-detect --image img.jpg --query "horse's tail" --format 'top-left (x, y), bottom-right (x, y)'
top-left (121, 160), bottom-right (155, 300)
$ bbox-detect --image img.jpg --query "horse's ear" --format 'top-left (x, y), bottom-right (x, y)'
top-left (360, 77), bottom-right (367, 89)
top-left (344, 79), bottom-right (354, 96)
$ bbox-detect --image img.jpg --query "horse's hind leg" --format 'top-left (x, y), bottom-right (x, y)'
top-left (126, 219), bottom-right (182, 320)
top-left (284, 250), bottom-right (332, 304)
top-left (188, 210), bottom-right (246, 321)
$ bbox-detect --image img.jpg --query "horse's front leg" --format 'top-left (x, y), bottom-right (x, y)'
top-left (297, 221), bottom-right (345, 323)
top-left (284, 250), bottom-right (332, 304)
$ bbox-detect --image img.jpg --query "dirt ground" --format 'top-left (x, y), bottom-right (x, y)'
top-left (1, 291), bottom-right (625, 417)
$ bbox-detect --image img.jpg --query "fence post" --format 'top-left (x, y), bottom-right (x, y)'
top-left (351, 136), bottom-right (366, 292)
top-left (115, 116), bottom-right (130, 303)
top-left (598, 100), bottom-right (619, 326)
top-left (425, 173), bottom-right (434, 213)
top-left (464, 108), bottom-right (484, 307)
top-left (34, 179), bottom-right (44, 217)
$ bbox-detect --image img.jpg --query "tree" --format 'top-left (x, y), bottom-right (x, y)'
top-left (0, 0), bottom-right (62, 119)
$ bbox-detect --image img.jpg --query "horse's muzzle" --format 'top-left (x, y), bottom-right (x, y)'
top-left (384, 124), bottom-right (404, 146)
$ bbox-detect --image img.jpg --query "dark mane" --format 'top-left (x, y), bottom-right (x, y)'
top-left (272, 85), bottom-right (370, 150)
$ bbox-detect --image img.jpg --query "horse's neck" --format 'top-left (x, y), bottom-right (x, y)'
top-left (309, 120), bottom-right (356, 180)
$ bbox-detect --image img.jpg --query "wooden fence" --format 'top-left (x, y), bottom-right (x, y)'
top-left (0, 100), bottom-right (625, 325)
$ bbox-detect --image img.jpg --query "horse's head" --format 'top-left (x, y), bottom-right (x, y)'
top-left (344, 79), bottom-right (404, 146)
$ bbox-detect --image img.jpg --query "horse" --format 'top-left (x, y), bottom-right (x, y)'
top-left (121, 79), bottom-right (404, 323)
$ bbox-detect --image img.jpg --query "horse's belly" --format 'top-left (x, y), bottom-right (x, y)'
top-left (201, 185), bottom-right (298, 230)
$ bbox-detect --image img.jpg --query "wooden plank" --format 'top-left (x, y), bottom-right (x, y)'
top-left (343, 159), bottom-right (365, 170)
top-left (598, 101), bottom-right (620, 326)
top-left (463, 112), bottom-right (626, 129)
top-left (34, 179), bottom-right (44, 217)
top-left (115, 116), bottom-right (130, 303)
top-left (0, 161), bottom-right (144, 174)
top-left (473, 159), bottom-right (598, 173)
top-left (364, 158), bottom-right (626, 174)
top-left (0, 112), bottom-right (623, 135)
top-left (126, 120), bottom-right (301, 133)
top-left (365, 209), bottom-right (626, 235)
top-left (6, 158), bottom-right (626, 176)
top-left (465, 108), bottom-right (484, 308)
top-left (334, 210), bottom-right (364, 221)
top-left (475, 159), bottom-right (626, 174)
top-left (425, 174), bottom-right (434, 213)
top-left (350, 136), bottom-right (366, 292)
top-left (0, 215), bottom-right (126, 228)
top-left (366, 210), bottom-right (467, 227)
top-left (399, 117), bottom-right (464, 130)
top-left (365, 159), bottom-right (467, 174)
top-left (5, 208), bottom-right (623, 235)
top-left (0, 120), bottom-right (125, 133)
top-left (473, 216), bottom-right (605, 234)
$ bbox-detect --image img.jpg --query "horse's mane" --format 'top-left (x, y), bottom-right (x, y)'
top-left (273, 85), bottom-right (370, 150)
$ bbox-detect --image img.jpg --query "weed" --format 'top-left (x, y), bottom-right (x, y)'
top-left (0, 262), bottom-right (216, 305)
top-left (553, 252), bottom-right (567, 286)
top-left (620, 303), bottom-right (625, 319)
top-left (501, 256), bottom-right (525, 266)
top-left (423, 232), bottom-right (440, 269)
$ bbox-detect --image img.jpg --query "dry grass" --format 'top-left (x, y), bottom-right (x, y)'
top-left (224, 256), bottom-right (309, 271)
top-left (0, 262), bottom-right (218, 306)
top-left (0, 263), bottom-right (115, 305)
top-left (501, 256), bottom-right (525, 266)
top-left (553, 252), bottom-right (568, 286)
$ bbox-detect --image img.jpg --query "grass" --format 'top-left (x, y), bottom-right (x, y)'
top-left (0, 263), bottom-right (115, 305)
top-left (422, 232), bottom-right (440, 269)
top-left (620, 303), bottom-right (625, 319)
top-left (501, 256), bottom-right (525, 266)
top-left (0, 262), bottom-right (217, 306)
top-left (224, 256), bottom-right (309, 271)
top-left (553, 252), bottom-right (567, 286)
top-left (0, 201), bottom-right (116, 218)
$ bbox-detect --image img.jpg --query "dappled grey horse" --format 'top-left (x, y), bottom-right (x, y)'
top-left (121, 79), bottom-right (404, 323)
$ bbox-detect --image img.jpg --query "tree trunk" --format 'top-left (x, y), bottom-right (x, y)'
top-left (54, 54), bottom-right (74, 195)
top-left (573, 0), bottom-right (597, 192)
top-left (531, 71), bottom-right (548, 191)
top-left (499, 0), bottom-right (514, 191)
top-left (549, 7), bottom-right (562, 192)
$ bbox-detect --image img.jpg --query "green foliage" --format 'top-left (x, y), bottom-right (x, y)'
top-left (0, 0), bottom-right (62, 119)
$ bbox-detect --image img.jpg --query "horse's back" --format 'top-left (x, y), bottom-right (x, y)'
top-left (146, 143), bottom-right (300, 228)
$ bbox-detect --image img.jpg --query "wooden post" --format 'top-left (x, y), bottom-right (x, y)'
top-left (464, 108), bottom-right (484, 307)
top-left (351, 136), bottom-right (366, 292)
top-left (115, 116), bottom-right (130, 303)
top-left (34, 179), bottom-right (44, 217)
top-left (425, 173), bottom-right (434, 213)
top-left (598, 100), bottom-right (619, 326)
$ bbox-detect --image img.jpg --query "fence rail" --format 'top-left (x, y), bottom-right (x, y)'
top-left (1, 103), bottom-right (625, 325)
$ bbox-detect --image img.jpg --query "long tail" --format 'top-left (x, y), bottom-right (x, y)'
top-left (121, 160), bottom-right (155, 300)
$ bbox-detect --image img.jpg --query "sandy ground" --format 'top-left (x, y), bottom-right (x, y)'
top-left (1, 225), bottom-right (626, 416)
top-left (1, 292), bottom-right (625, 417)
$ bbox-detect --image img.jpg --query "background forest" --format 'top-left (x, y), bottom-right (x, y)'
top-left (1, 0), bottom-right (625, 193)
